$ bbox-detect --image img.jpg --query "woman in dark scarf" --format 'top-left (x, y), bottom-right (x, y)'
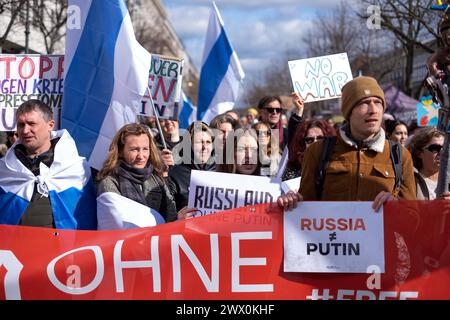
top-left (168, 122), bottom-right (216, 211)
top-left (96, 123), bottom-right (195, 230)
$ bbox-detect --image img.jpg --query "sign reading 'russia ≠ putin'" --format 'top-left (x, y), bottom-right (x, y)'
top-left (284, 202), bottom-right (384, 273)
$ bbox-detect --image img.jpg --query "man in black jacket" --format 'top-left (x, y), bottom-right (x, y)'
top-left (257, 93), bottom-right (304, 150)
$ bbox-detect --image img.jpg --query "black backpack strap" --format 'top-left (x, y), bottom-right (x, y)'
top-left (389, 140), bottom-right (403, 198)
top-left (315, 136), bottom-right (337, 199)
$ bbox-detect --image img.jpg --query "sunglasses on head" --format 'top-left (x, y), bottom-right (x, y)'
top-left (424, 144), bottom-right (443, 154)
top-left (265, 107), bottom-right (282, 114)
top-left (304, 135), bottom-right (324, 145)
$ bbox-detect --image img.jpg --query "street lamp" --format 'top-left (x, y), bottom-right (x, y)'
top-left (25, 0), bottom-right (30, 53)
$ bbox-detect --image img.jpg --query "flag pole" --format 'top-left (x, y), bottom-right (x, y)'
top-left (240, 80), bottom-right (251, 108)
top-left (146, 85), bottom-right (167, 150)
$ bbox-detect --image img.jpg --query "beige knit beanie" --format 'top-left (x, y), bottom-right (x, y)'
top-left (341, 76), bottom-right (385, 120)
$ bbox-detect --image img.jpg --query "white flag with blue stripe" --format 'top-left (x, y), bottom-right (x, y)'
top-left (97, 192), bottom-right (165, 230)
top-left (179, 90), bottom-right (197, 129)
top-left (62, 0), bottom-right (151, 170)
top-left (197, 2), bottom-right (245, 124)
top-left (0, 130), bottom-right (97, 229)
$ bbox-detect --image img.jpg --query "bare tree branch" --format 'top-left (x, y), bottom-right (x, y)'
top-left (33, 0), bottom-right (68, 53)
top-left (359, 0), bottom-right (440, 95)
top-left (0, 0), bottom-right (27, 52)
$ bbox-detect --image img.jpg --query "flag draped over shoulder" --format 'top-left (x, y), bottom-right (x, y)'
top-left (0, 130), bottom-right (97, 230)
top-left (178, 90), bottom-right (197, 129)
top-left (97, 192), bottom-right (165, 230)
top-left (197, 2), bottom-right (245, 124)
top-left (62, 0), bottom-right (151, 170)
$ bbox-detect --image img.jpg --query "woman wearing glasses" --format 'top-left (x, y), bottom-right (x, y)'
top-left (257, 94), bottom-right (305, 150)
top-left (407, 127), bottom-right (450, 200)
top-left (282, 120), bottom-right (336, 181)
top-left (96, 123), bottom-right (195, 230)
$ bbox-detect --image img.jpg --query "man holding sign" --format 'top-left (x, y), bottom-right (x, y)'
top-left (278, 76), bottom-right (416, 210)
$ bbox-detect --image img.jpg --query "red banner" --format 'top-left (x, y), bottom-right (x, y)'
top-left (1, 201), bottom-right (450, 300)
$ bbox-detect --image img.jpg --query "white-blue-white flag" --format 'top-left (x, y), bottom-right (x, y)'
top-left (179, 91), bottom-right (197, 129)
top-left (0, 130), bottom-right (97, 230)
top-left (62, 0), bottom-right (151, 170)
top-left (97, 192), bottom-right (165, 230)
top-left (197, 2), bottom-right (245, 124)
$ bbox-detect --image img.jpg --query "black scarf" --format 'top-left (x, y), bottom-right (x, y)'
top-left (14, 138), bottom-right (60, 176)
top-left (116, 160), bottom-right (153, 206)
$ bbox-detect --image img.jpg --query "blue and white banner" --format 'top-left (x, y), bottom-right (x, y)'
top-left (97, 192), bottom-right (165, 230)
top-left (197, 2), bottom-right (245, 124)
top-left (178, 90), bottom-right (197, 129)
top-left (0, 130), bottom-right (97, 229)
top-left (62, 0), bottom-right (151, 170)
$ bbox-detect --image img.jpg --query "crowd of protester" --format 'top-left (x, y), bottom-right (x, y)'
top-left (1, 76), bottom-right (450, 234)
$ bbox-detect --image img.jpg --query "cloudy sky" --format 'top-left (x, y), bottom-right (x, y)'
top-left (161, 0), bottom-right (355, 84)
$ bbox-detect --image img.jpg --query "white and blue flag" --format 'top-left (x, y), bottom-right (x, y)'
top-left (197, 2), bottom-right (245, 124)
top-left (97, 192), bottom-right (165, 230)
top-left (179, 90), bottom-right (197, 129)
top-left (0, 130), bottom-right (97, 229)
top-left (62, 0), bottom-right (151, 170)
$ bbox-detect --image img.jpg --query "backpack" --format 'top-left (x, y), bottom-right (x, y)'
top-left (315, 137), bottom-right (403, 199)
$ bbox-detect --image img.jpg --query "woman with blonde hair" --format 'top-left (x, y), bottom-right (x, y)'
top-left (252, 122), bottom-right (281, 176)
top-left (96, 123), bottom-right (195, 230)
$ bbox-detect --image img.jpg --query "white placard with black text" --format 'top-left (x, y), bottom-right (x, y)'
top-left (284, 201), bottom-right (384, 273)
top-left (188, 170), bottom-right (281, 217)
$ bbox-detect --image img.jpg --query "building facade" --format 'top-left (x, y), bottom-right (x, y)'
top-left (0, 0), bottom-right (199, 100)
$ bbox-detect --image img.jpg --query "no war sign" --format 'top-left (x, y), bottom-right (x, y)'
top-left (0, 54), bottom-right (64, 131)
top-left (288, 53), bottom-right (353, 103)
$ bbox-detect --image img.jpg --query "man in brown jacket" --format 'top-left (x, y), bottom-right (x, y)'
top-left (278, 76), bottom-right (416, 211)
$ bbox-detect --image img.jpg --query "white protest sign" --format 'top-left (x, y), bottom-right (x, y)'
top-left (0, 54), bottom-right (64, 130)
top-left (188, 170), bottom-right (281, 217)
top-left (288, 53), bottom-right (353, 103)
top-left (284, 201), bottom-right (384, 273)
top-left (140, 54), bottom-right (183, 120)
top-left (281, 177), bottom-right (301, 194)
